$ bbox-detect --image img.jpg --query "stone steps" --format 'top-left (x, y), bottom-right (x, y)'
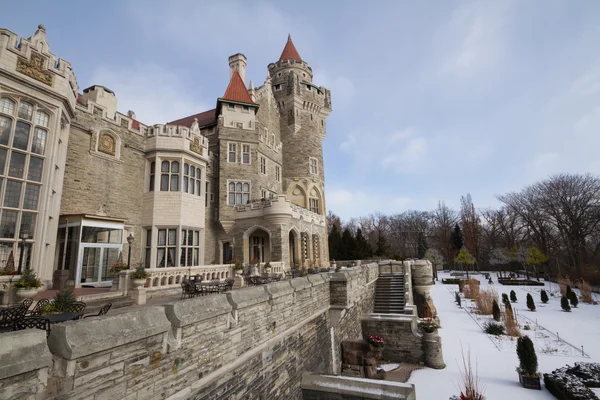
top-left (373, 274), bottom-right (407, 314)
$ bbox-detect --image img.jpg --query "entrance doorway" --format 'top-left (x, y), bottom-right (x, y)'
top-left (78, 246), bottom-right (121, 285)
top-left (222, 242), bottom-right (232, 264)
top-left (247, 228), bottom-right (270, 263)
top-left (289, 230), bottom-right (297, 268)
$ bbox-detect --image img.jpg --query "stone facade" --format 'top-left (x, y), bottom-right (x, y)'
top-left (0, 263), bottom-right (392, 400)
top-left (0, 25), bottom-right (331, 287)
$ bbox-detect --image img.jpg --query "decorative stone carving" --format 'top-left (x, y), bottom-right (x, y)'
top-left (16, 53), bottom-right (53, 86)
top-left (190, 137), bottom-right (203, 155)
top-left (98, 133), bottom-right (116, 156)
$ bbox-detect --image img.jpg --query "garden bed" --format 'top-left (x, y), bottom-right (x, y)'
top-left (498, 278), bottom-right (545, 286)
top-left (442, 278), bottom-right (463, 284)
top-left (544, 363), bottom-right (600, 400)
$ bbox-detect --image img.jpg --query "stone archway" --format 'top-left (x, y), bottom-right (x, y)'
top-left (289, 228), bottom-right (301, 268)
top-left (243, 226), bottom-right (271, 264)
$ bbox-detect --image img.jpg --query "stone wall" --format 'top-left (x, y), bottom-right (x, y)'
top-left (361, 314), bottom-right (424, 365)
top-left (0, 263), bottom-right (380, 399)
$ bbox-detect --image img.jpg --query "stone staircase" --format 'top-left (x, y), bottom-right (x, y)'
top-left (373, 273), bottom-right (406, 314)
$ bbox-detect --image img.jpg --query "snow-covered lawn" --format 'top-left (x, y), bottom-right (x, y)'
top-left (409, 272), bottom-right (600, 400)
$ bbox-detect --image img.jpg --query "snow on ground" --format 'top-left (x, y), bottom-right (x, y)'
top-left (409, 272), bottom-right (600, 400)
top-left (379, 363), bottom-right (400, 372)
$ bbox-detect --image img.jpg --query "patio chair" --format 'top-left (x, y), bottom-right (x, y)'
top-left (20, 298), bottom-right (34, 312)
top-left (14, 317), bottom-right (51, 337)
top-left (180, 281), bottom-right (195, 300)
top-left (84, 303), bottom-right (112, 318)
top-left (63, 301), bottom-right (86, 318)
top-left (28, 299), bottom-right (50, 316)
top-left (0, 306), bottom-right (26, 332)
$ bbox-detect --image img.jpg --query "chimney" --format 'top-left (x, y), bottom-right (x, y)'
top-left (228, 53), bottom-right (247, 83)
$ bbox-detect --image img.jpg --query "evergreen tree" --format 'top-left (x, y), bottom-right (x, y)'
top-left (502, 293), bottom-right (509, 305)
top-left (561, 296), bottom-right (571, 312)
top-left (450, 224), bottom-right (464, 253)
top-left (568, 291), bottom-right (578, 308)
top-left (517, 335), bottom-right (538, 377)
top-left (340, 228), bottom-right (357, 260)
top-left (540, 289), bottom-right (549, 304)
top-left (510, 290), bottom-right (517, 303)
top-left (355, 228), bottom-right (371, 259)
top-left (492, 299), bottom-right (501, 321)
top-left (328, 223), bottom-right (343, 261)
top-left (526, 293), bottom-right (536, 311)
top-left (566, 285), bottom-right (573, 298)
top-left (417, 232), bottom-right (428, 259)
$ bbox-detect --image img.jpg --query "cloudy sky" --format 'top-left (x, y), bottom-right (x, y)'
top-left (3, 1), bottom-right (600, 220)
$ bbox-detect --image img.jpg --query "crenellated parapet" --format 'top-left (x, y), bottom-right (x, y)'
top-left (0, 25), bottom-right (78, 115)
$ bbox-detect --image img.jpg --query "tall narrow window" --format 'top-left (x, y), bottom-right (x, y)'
top-left (275, 165), bottom-right (280, 182)
top-left (309, 198), bottom-right (320, 214)
top-left (149, 161), bottom-right (155, 192)
top-left (183, 163), bottom-right (201, 196)
top-left (260, 156), bottom-right (266, 174)
top-left (160, 160), bottom-right (179, 191)
top-left (242, 145), bottom-right (250, 164)
top-left (228, 143), bottom-right (237, 163)
top-left (309, 157), bottom-right (318, 174)
top-left (180, 229), bottom-right (200, 266)
top-left (261, 189), bottom-right (267, 199)
top-left (228, 181), bottom-right (250, 205)
top-left (157, 228), bottom-right (176, 267)
top-left (205, 181), bottom-right (209, 206)
top-left (145, 229), bottom-right (152, 267)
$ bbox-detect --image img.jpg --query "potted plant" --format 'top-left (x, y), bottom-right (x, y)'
top-left (419, 317), bottom-right (441, 336)
top-left (108, 257), bottom-right (129, 276)
top-left (250, 258), bottom-right (259, 275)
top-left (516, 335), bottom-right (541, 389)
top-left (366, 334), bottom-right (385, 359)
top-left (263, 262), bottom-right (272, 274)
top-left (14, 268), bottom-right (42, 300)
top-left (131, 266), bottom-right (148, 289)
top-left (233, 259), bottom-right (243, 275)
top-left (42, 285), bottom-right (76, 314)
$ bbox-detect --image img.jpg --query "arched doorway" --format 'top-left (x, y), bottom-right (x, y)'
top-left (246, 228), bottom-right (270, 263)
top-left (289, 230), bottom-right (298, 268)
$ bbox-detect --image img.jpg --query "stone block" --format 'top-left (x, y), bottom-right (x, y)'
top-left (0, 330), bottom-right (52, 380)
top-left (289, 276), bottom-right (311, 291)
top-left (48, 306), bottom-right (170, 360)
top-left (164, 294), bottom-right (232, 327)
top-left (264, 280), bottom-right (294, 299)
top-left (306, 274), bottom-right (326, 287)
top-left (226, 285), bottom-right (270, 310)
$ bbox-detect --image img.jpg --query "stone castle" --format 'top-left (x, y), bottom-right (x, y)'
top-left (0, 25), bottom-right (331, 287)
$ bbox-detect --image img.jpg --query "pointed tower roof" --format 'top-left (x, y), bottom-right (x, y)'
top-left (279, 34), bottom-right (302, 62)
top-left (219, 70), bottom-right (256, 105)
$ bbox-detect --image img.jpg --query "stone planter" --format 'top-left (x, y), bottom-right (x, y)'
top-left (132, 279), bottom-right (146, 289)
top-left (422, 329), bottom-right (445, 369)
top-left (235, 269), bottom-right (243, 277)
top-left (264, 267), bottom-right (272, 274)
top-left (518, 372), bottom-right (541, 390)
top-left (368, 344), bottom-right (384, 360)
top-left (15, 288), bottom-right (38, 301)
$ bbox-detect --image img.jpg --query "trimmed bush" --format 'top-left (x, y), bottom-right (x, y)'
top-left (484, 322), bottom-right (505, 335)
top-left (504, 305), bottom-right (520, 337)
top-left (566, 285), bottom-right (573, 298)
top-left (492, 299), bottom-right (501, 321)
top-left (502, 293), bottom-right (509, 304)
top-left (569, 291), bottom-right (579, 308)
top-left (455, 292), bottom-right (462, 308)
top-left (541, 289), bottom-right (549, 304)
top-left (510, 290), bottom-right (517, 303)
top-left (526, 293), bottom-right (536, 311)
top-left (517, 335), bottom-right (538, 377)
top-left (561, 296), bottom-right (571, 312)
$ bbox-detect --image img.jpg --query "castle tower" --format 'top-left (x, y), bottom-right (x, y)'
top-left (269, 35), bottom-right (332, 267)
top-left (269, 35), bottom-right (331, 215)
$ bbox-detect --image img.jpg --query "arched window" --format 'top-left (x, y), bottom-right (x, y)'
top-left (0, 98), bottom-right (15, 115)
top-left (183, 163), bottom-right (201, 196)
top-left (17, 102), bottom-right (33, 121)
top-left (228, 181), bottom-right (250, 205)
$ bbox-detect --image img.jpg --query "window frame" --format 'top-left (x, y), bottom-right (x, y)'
top-left (180, 229), bottom-right (200, 267)
top-left (227, 180), bottom-right (251, 206)
top-left (242, 144), bottom-right (250, 165)
top-left (309, 157), bottom-right (318, 175)
top-left (260, 156), bottom-right (266, 175)
top-left (228, 143), bottom-right (237, 163)
top-left (159, 160), bottom-right (180, 192)
top-left (156, 228), bottom-right (177, 267)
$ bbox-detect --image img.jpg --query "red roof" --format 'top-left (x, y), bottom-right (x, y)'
top-left (279, 34), bottom-right (302, 62)
top-left (168, 108), bottom-right (217, 128)
top-left (220, 71), bottom-right (255, 105)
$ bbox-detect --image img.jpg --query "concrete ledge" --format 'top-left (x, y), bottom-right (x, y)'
top-left (289, 276), bottom-right (312, 291)
top-left (301, 373), bottom-right (416, 400)
top-left (164, 294), bottom-right (232, 327)
top-left (264, 280), bottom-right (294, 299)
top-left (307, 274), bottom-right (327, 287)
top-left (0, 330), bottom-right (52, 380)
top-left (330, 271), bottom-right (350, 281)
top-left (227, 285), bottom-right (270, 310)
top-left (48, 306), bottom-right (170, 359)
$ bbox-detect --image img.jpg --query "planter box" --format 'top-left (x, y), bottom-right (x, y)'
top-left (519, 372), bottom-right (541, 390)
top-left (499, 279), bottom-right (545, 287)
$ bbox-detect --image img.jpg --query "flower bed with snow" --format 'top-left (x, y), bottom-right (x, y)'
top-left (544, 362), bottom-right (600, 400)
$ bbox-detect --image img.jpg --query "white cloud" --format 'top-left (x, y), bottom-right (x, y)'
top-left (312, 72), bottom-right (356, 111)
top-left (570, 72), bottom-right (600, 96)
top-left (90, 64), bottom-right (210, 124)
top-left (326, 187), bottom-right (412, 221)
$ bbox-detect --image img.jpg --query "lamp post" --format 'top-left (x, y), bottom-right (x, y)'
top-left (127, 233), bottom-right (134, 269)
top-left (17, 232), bottom-right (30, 275)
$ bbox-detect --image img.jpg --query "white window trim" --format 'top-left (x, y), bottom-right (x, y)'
top-left (242, 144), bottom-right (251, 165)
top-left (309, 157), bottom-right (318, 175)
top-left (260, 155), bottom-right (267, 175)
top-left (275, 165), bottom-right (281, 182)
top-left (227, 142), bottom-right (237, 163)
top-left (227, 179), bottom-right (251, 206)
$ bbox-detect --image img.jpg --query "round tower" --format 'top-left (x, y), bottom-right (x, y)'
top-left (268, 35), bottom-right (332, 218)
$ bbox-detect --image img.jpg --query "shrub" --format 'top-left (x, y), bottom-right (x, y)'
top-left (561, 296), bottom-right (571, 312)
top-left (577, 280), bottom-right (594, 304)
top-left (492, 299), bottom-right (501, 321)
top-left (510, 290), bottom-right (517, 303)
top-left (455, 292), bottom-right (462, 308)
top-left (566, 285), bottom-right (573, 298)
top-left (456, 346), bottom-right (486, 400)
top-left (568, 291), bottom-right (579, 308)
top-left (53, 286), bottom-right (75, 312)
top-left (517, 335), bottom-right (538, 377)
top-left (483, 322), bottom-right (505, 335)
top-left (504, 305), bottom-right (520, 337)
top-left (540, 289), bottom-right (549, 304)
top-left (502, 293), bottom-right (509, 304)
top-left (558, 277), bottom-right (572, 297)
top-left (13, 268), bottom-right (42, 289)
top-left (463, 279), bottom-right (480, 299)
top-left (475, 287), bottom-right (497, 315)
top-left (526, 293), bottom-right (536, 311)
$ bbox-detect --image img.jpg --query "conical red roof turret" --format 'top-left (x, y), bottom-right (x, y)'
top-left (279, 34), bottom-right (302, 62)
top-left (221, 70), bottom-right (255, 104)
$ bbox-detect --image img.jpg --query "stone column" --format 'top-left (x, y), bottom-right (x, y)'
top-left (422, 330), bottom-right (445, 369)
top-left (412, 260), bottom-right (435, 315)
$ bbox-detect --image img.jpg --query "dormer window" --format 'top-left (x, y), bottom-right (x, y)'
top-left (228, 104), bottom-right (235, 111)
top-left (242, 105), bottom-right (250, 113)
